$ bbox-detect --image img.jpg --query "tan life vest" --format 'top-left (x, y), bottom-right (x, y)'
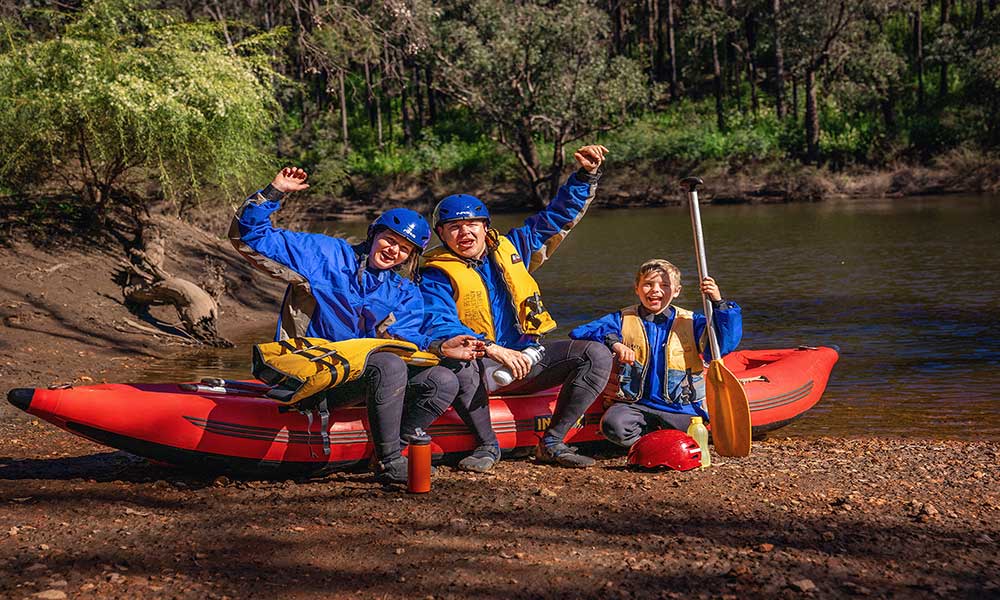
top-left (423, 230), bottom-right (557, 340)
top-left (619, 305), bottom-right (705, 402)
top-left (251, 337), bottom-right (439, 407)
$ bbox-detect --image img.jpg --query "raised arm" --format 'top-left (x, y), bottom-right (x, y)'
top-left (505, 145), bottom-right (608, 272)
top-left (228, 168), bottom-right (340, 285)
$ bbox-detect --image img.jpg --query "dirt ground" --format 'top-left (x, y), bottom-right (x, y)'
top-left (1, 213), bottom-right (998, 599)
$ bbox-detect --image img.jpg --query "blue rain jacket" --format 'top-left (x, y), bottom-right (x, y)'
top-left (569, 303), bottom-right (743, 415)
top-left (420, 171), bottom-right (600, 350)
top-left (232, 195), bottom-right (429, 348)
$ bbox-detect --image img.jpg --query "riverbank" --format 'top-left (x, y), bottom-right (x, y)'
top-left (1, 186), bottom-right (998, 599)
top-left (319, 151), bottom-right (1000, 218)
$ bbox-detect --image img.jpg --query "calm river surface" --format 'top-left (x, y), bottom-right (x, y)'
top-left (140, 194), bottom-right (1000, 440)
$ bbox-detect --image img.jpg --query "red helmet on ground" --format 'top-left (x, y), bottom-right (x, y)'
top-left (627, 429), bottom-right (702, 471)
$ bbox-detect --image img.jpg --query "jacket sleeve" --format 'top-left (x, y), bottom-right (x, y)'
top-left (569, 312), bottom-right (623, 350)
top-left (693, 302), bottom-right (743, 361)
top-left (504, 170), bottom-right (600, 273)
top-left (229, 192), bottom-right (342, 284)
top-left (418, 268), bottom-right (481, 341)
top-left (385, 281), bottom-right (432, 350)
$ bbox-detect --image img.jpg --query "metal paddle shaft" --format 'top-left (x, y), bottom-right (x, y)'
top-left (680, 176), bottom-right (752, 457)
top-left (682, 177), bottom-right (721, 360)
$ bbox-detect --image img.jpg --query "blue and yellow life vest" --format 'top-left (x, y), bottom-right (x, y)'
top-left (252, 337), bottom-right (439, 407)
top-left (619, 305), bottom-right (706, 406)
top-left (423, 230), bottom-right (557, 340)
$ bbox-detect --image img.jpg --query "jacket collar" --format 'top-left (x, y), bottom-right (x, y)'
top-left (637, 304), bottom-right (675, 325)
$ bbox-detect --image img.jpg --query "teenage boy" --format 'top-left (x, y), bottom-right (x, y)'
top-left (412, 145), bottom-right (614, 471)
top-left (569, 259), bottom-right (742, 447)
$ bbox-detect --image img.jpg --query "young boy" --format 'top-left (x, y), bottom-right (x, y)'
top-left (569, 259), bottom-right (743, 448)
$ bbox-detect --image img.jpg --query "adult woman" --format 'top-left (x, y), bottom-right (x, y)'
top-left (230, 167), bottom-right (480, 483)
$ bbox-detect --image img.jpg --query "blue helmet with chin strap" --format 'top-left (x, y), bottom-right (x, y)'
top-left (369, 208), bottom-right (431, 250)
top-left (432, 194), bottom-right (491, 229)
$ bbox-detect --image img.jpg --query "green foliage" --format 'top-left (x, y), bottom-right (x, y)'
top-left (6, 0), bottom-right (999, 209)
top-left (437, 0), bottom-right (646, 138)
top-left (597, 101), bottom-right (787, 164)
top-left (0, 0), bottom-right (281, 211)
top-left (433, 0), bottom-right (647, 202)
top-left (346, 133), bottom-right (512, 178)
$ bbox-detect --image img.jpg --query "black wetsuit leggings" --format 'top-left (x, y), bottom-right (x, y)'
top-left (401, 340), bottom-right (613, 449)
top-left (328, 352), bottom-right (458, 463)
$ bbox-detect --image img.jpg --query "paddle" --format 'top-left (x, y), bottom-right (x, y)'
top-left (681, 176), bottom-right (752, 458)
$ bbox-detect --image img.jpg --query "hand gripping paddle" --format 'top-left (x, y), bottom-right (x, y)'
top-left (682, 176), bottom-right (752, 457)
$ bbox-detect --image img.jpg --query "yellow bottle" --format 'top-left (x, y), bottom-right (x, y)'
top-left (687, 417), bottom-right (711, 469)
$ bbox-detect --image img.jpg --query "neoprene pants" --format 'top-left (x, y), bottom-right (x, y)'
top-left (441, 339), bottom-right (613, 448)
top-left (329, 352), bottom-right (458, 462)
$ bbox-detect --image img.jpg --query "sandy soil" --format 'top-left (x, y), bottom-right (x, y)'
top-left (1, 213), bottom-right (998, 599)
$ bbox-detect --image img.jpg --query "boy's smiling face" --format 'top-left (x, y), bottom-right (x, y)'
top-left (635, 270), bottom-right (681, 314)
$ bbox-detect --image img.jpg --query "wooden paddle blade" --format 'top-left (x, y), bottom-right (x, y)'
top-left (705, 359), bottom-right (752, 457)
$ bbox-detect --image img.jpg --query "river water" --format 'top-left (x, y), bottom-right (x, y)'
top-left (139, 195), bottom-right (1000, 440)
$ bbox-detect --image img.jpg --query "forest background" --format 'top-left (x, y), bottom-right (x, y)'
top-left (2, 0), bottom-right (1000, 226)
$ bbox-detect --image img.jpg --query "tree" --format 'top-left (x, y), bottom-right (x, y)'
top-left (782, 0), bottom-right (865, 163)
top-left (433, 0), bottom-right (647, 208)
top-left (773, 0), bottom-right (787, 118)
top-left (0, 0), bottom-right (281, 214)
top-left (688, 1), bottom-right (737, 132)
top-left (0, 0), bottom-right (281, 344)
top-left (959, 10), bottom-right (1000, 145)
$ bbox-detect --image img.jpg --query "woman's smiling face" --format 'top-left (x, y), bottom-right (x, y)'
top-left (368, 229), bottom-right (417, 270)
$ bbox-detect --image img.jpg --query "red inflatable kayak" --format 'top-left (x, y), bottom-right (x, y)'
top-left (7, 346), bottom-right (838, 475)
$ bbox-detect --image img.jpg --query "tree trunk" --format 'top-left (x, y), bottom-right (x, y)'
top-left (547, 135), bottom-right (567, 204)
top-left (654, 0), bottom-right (666, 82)
top-left (724, 2), bottom-right (740, 111)
top-left (515, 127), bottom-right (546, 210)
top-left (804, 68), bottom-right (820, 164)
top-left (712, 32), bottom-right (726, 131)
top-left (338, 68), bottom-right (350, 156)
top-left (364, 59), bottom-right (377, 131)
top-left (745, 12), bottom-right (759, 115)
top-left (647, 0), bottom-right (657, 85)
top-left (122, 218), bottom-right (231, 347)
top-left (425, 64), bottom-right (437, 124)
top-left (974, 0), bottom-right (983, 26)
top-left (401, 73), bottom-right (412, 145)
top-left (383, 43), bottom-right (393, 144)
top-left (666, 0), bottom-right (679, 99)
top-left (610, 0), bottom-right (623, 55)
top-left (915, 8), bottom-right (925, 109)
top-left (375, 69), bottom-right (384, 149)
top-left (413, 64), bottom-right (425, 131)
top-left (773, 0), bottom-right (786, 119)
top-left (939, 0), bottom-right (950, 100)
top-left (792, 76), bottom-right (799, 121)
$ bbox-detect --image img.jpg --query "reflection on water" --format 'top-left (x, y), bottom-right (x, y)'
top-left (140, 195), bottom-right (1000, 440)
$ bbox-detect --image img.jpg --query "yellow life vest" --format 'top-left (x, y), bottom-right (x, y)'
top-left (423, 230), bottom-right (557, 340)
top-left (619, 305), bottom-right (705, 402)
top-left (251, 337), bottom-right (439, 407)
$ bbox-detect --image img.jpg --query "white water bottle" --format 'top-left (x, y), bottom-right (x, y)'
top-left (490, 345), bottom-right (545, 390)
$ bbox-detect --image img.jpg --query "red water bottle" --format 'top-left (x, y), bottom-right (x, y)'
top-left (407, 435), bottom-right (432, 494)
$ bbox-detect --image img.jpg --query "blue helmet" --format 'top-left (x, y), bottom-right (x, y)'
top-left (432, 194), bottom-right (491, 229)
top-left (369, 208), bottom-right (431, 250)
